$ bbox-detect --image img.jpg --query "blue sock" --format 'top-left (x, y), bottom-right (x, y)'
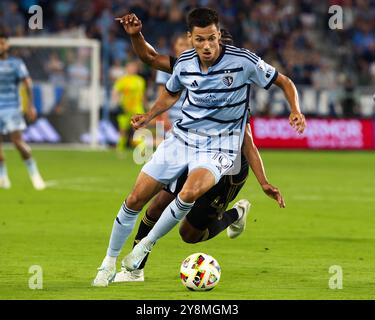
top-left (146, 195), bottom-right (194, 243)
top-left (24, 158), bottom-right (39, 176)
top-left (0, 162), bottom-right (7, 177)
top-left (106, 202), bottom-right (140, 257)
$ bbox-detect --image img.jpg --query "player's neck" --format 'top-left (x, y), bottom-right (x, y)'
top-left (0, 52), bottom-right (7, 60)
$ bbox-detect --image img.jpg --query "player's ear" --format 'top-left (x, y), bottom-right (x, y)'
top-left (187, 31), bottom-right (192, 41)
top-left (217, 30), bottom-right (221, 43)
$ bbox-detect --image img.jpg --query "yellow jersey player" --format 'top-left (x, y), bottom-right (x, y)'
top-left (112, 60), bottom-right (146, 151)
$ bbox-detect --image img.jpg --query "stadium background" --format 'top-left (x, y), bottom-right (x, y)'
top-left (0, 0), bottom-right (375, 300)
top-left (1, 0), bottom-right (375, 147)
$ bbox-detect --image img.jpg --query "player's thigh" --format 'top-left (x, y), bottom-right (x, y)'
top-left (126, 171), bottom-right (164, 210)
top-left (9, 130), bottom-right (24, 143)
top-left (147, 190), bottom-right (175, 221)
top-left (188, 151), bottom-right (236, 188)
top-left (179, 168), bottom-right (216, 203)
top-left (141, 135), bottom-right (188, 185)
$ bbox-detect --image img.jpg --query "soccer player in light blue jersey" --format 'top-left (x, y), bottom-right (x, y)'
top-left (0, 32), bottom-right (45, 190)
top-left (92, 8), bottom-right (305, 286)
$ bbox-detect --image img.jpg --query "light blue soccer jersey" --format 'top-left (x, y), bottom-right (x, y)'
top-left (0, 57), bottom-right (29, 110)
top-left (155, 70), bottom-right (184, 124)
top-left (166, 45), bottom-right (278, 154)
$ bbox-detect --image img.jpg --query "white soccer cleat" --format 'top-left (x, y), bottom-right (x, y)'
top-left (30, 173), bottom-right (46, 190)
top-left (114, 268), bottom-right (144, 282)
top-left (0, 176), bottom-right (11, 189)
top-left (122, 238), bottom-right (153, 272)
top-left (227, 199), bottom-right (251, 239)
top-left (92, 264), bottom-right (116, 287)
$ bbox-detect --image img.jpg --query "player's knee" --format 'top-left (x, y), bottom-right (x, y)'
top-left (126, 193), bottom-right (144, 210)
top-left (179, 188), bottom-right (200, 203)
top-left (10, 135), bottom-right (22, 146)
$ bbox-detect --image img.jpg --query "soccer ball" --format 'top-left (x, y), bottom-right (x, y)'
top-left (180, 252), bottom-right (221, 291)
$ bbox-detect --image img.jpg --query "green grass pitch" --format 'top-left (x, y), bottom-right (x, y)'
top-left (0, 147), bottom-right (374, 300)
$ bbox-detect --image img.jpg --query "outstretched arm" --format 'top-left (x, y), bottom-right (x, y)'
top-left (131, 87), bottom-right (181, 130)
top-left (242, 123), bottom-right (285, 208)
top-left (116, 13), bottom-right (173, 73)
top-left (274, 73), bottom-right (306, 134)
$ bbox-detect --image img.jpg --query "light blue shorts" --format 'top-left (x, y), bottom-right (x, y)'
top-left (0, 108), bottom-right (26, 135)
top-left (141, 134), bottom-right (236, 185)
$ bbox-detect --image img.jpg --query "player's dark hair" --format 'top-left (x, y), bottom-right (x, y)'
top-left (187, 7), bottom-right (219, 32)
top-left (220, 28), bottom-right (234, 45)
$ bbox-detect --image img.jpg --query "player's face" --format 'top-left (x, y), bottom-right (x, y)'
top-left (0, 38), bottom-right (9, 56)
top-left (189, 24), bottom-right (221, 65)
top-left (174, 37), bottom-right (192, 57)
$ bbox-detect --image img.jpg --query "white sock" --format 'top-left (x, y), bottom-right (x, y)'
top-left (106, 202), bottom-right (140, 258)
top-left (146, 195), bottom-right (194, 244)
top-left (24, 158), bottom-right (39, 176)
top-left (0, 161), bottom-right (8, 177)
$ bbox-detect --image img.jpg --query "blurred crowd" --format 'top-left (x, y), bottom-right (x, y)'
top-left (1, 0), bottom-right (375, 117)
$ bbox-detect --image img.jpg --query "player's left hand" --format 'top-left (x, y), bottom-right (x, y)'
top-left (261, 183), bottom-right (285, 208)
top-left (289, 112), bottom-right (306, 134)
top-left (115, 13), bottom-right (142, 35)
top-left (26, 105), bottom-right (37, 122)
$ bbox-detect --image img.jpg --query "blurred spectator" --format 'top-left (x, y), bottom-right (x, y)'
top-left (336, 78), bottom-right (361, 118)
top-left (1, 2), bottom-right (25, 36)
top-left (45, 52), bottom-right (65, 86)
top-left (66, 50), bottom-right (90, 108)
top-left (44, 52), bottom-right (66, 114)
top-left (109, 59), bottom-right (125, 83)
top-left (2, 0), bottom-right (375, 118)
top-left (312, 59), bottom-right (337, 91)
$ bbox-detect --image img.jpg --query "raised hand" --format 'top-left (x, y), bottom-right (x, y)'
top-left (115, 13), bottom-right (142, 35)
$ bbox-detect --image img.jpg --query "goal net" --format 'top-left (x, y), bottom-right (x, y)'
top-left (9, 37), bottom-right (102, 148)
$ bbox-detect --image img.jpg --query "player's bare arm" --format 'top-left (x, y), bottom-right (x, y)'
top-left (22, 77), bottom-right (37, 122)
top-left (274, 73), bottom-right (306, 134)
top-left (131, 87), bottom-right (181, 130)
top-left (116, 13), bottom-right (172, 73)
top-left (242, 123), bottom-right (285, 208)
